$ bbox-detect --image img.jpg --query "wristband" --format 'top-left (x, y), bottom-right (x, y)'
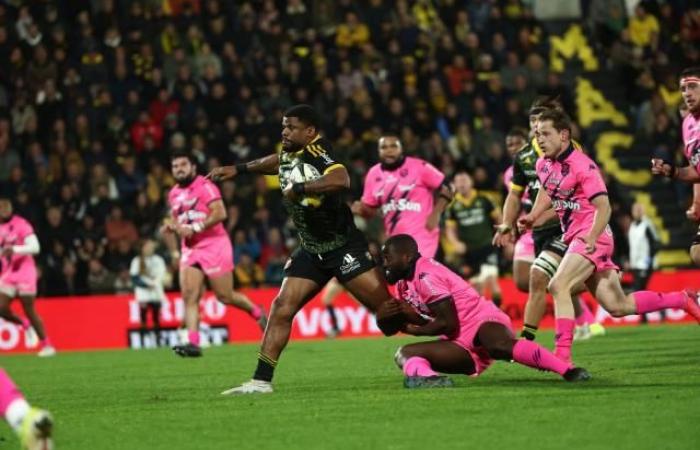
top-left (497, 224), bottom-right (512, 234)
top-left (235, 163), bottom-right (249, 174)
top-left (192, 222), bottom-right (204, 233)
top-left (292, 183), bottom-right (306, 196)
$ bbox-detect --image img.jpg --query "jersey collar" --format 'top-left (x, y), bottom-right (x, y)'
top-left (556, 142), bottom-right (575, 162)
top-left (455, 190), bottom-right (477, 206)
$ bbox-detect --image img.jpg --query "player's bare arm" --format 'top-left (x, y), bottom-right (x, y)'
top-left (445, 221), bottom-right (467, 254)
top-left (208, 154), bottom-right (281, 180)
top-left (687, 184), bottom-right (700, 221)
top-left (426, 182), bottom-right (454, 231)
top-left (580, 194), bottom-right (611, 253)
top-left (651, 158), bottom-right (700, 182)
top-left (493, 189), bottom-right (522, 246)
top-left (283, 165), bottom-right (349, 201)
top-left (403, 298), bottom-right (458, 336)
top-left (351, 200), bottom-right (378, 218)
top-left (519, 189), bottom-right (553, 229)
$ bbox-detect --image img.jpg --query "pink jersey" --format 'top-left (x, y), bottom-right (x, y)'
top-left (396, 256), bottom-right (486, 327)
top-left (682, 112), bottom-right (700, 174)
top-left (362, 157), bottom-right (444, 256)
top-left (168, 175), bottom-right (228, 249)
top-left (535, 145), bottom-right (608, 244)
top-left (0, 215), bottom-right (37, 276)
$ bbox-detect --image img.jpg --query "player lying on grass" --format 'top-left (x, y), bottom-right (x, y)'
top-left (381, 234), bottom-right (590, 388)
top-left (0, 367), bottom-right (53, 449)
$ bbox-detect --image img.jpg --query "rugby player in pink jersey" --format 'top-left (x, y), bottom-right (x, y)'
top-left (162, 152), bottom-right (266, 357)
top-left (0, 367), bottom-right (53, 449)
top-left (352, 135), bottom-right (453, 258)
top-left (652, 67), bottom-right (700, 267)
top-left (0, 197), bottom-right (55, 357)
top-left (381, 234), bottom-right (590, 388)
top-left (519, 109), bottom-right (700, 363)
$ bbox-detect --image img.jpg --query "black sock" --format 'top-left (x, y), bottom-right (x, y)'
top-left (327, 305), bottom-right (339, 331)
top-left (253, 352), bottom-right (277, 382)
top-left (520, 324), bottom-right (538, 341)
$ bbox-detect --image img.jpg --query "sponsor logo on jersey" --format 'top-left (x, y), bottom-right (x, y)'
top-left (381, 199), bottom-right (422, 214)
top-left (552, 199), bottom-right (581, 211)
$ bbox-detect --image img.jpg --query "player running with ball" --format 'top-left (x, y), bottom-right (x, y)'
top-left (382, 234), bottom-right (590, 388)
top-left (208, 105), bottom-right (402, 394)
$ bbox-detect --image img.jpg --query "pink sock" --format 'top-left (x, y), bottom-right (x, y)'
top-left (403, 357), bottom-right (439, 377)
top-left (188, 330), bottom-right (200, 346)
top-left (555, 318), bottom-right (575, 363)
top-left (512, 339), bottom-right (573, 376)
top-left (250, 305), bottom-right (262, 321)
top-left (633, 291), bottom-right (686, 314)
top-left (39, 338), bottom-right (52, 348)
top-left (575, 298), bottom-right (595, 326)
top-left (20, 318), bottom-right (30, 330)
top-left (0, 369), bottom-right (24, 417)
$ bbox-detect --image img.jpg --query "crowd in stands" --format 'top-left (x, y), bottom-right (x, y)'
top-left (0, 0), bottom-right (698, 296)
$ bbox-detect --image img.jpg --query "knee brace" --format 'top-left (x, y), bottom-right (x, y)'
top-left (532, 252), bottom-right (561, 279)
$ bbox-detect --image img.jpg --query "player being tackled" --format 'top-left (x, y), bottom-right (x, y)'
top-left (381, 235), bottom-right (590, 388)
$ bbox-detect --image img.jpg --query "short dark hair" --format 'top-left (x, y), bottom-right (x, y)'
top-left (681, 67), bottom-right (700, 79)
top-left (529, 95), bottom-right (563, 116)
top-left (537, 109), bottom-right (572, 133)
top-left (384, 234), bottom-right (419, 256)
top-left (170, 150), bottom-right (197, 165)
top-left (283, 104), bottom-right (321, 130)
top-left (506, 127), bottom-right (528, 141)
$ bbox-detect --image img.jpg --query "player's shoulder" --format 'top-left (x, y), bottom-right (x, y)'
top-left (308, 136), bottom-right (333, 153)
top-left (12, 215), bottom-right (32, 228)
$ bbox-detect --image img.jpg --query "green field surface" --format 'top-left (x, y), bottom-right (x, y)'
top-left (2, 325), bottom-right (699, 450)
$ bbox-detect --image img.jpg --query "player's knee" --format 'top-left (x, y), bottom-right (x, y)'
top-left (529, 269), bottom-right (549, 292)
top-left (515, 275), bottom-right (529, 293)
top-left (484, 339), bottom-right (514, 361)
top-left (547, 276), bottom-right (571, 298)
top-left (270, 295), bottom-right (297, 321)
top-left (691, 245), bottom-right (700, 267)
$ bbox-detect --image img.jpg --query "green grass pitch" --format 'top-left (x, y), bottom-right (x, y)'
top-left (2, 325), bottom-right (699, 450)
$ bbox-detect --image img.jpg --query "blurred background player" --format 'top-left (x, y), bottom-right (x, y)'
top-left (209, 105), bottom-right (401, 394)
top-left (382, 234), bottom-right (589, 389)
top-left (443, 170), bottom-right (503, 307)
top-left (502, 127), bottom-right (535, 293)
top-left (0, 197), bottom-right (55, 357)
top-left (521, 109), bottom-right (700, 363)
top-left (129, 239), bottom-right (168, 340)
top-left (627, 203), bottom-right (662, 324)
top-left (162, 152), bottom-right (266, 358)
top-left (0, 367), bottom-right (53, 449)
top-left (352, 135), bottom-right (453, 258)
top-left (493, 98), bottom-right (603, 342)
top-left (652, 67), bottom-right (700, 268)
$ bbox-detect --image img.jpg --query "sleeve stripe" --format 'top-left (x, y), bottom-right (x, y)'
top-left (588, 192), bottom-right (608, 201)
top-left (323, 164), bottom-right (345, 175)
top-left (509, 183), bottom-right (525, 192)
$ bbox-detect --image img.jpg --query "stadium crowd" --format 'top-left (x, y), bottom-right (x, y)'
top-left (0, 0), bottom-right (698, 296)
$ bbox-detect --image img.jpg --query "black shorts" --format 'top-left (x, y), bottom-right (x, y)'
top-left (532, 225), bottom-right (567, 258)
top-left (284, 233), bottom-right (376, 286)
top-left (693, 224), bottom-right (700, 246)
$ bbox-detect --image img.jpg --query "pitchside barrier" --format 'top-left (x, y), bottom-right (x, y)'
top-left (2, 270), bottom-right (699, 353)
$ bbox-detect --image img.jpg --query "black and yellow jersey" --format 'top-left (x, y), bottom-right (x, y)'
top-left (445, 191), bottom-right (499, 251)
top-left (278, 135), bottom-right (357, 254)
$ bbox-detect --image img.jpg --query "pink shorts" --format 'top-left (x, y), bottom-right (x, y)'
top-left (180, 238), bottom-right (234, 278)
top-left (0, 268), bottom-right (37, 297)
top-left (513, 229), bottom-right (535, 262)
top-left (567, 231), bottom-right (619, 273)
top-left (443, 300), bottom-right (513, 376)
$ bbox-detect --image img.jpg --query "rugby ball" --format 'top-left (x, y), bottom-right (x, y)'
top-left (289, 163), bottom-right (323, 207)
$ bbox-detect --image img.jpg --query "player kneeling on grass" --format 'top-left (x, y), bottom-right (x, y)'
top-left (382, 235), bottom-right (590, 388)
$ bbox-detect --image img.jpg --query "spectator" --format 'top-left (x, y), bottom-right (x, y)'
top-left (104, 206), bottom-right (139, 250)
top-left (234, 253), bottom-right (265, 289)
top-left (87, 258), bottom-right (116, 294)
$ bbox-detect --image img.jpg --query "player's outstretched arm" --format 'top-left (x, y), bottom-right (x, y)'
top-left (651, 158), bottom-right (700, 183)
top-left (208, 154), bottom-right (281, 180)
top-left (351, 200), bottom-right (378, 218)
top-left (403, 297), bottom-right (458, 337)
